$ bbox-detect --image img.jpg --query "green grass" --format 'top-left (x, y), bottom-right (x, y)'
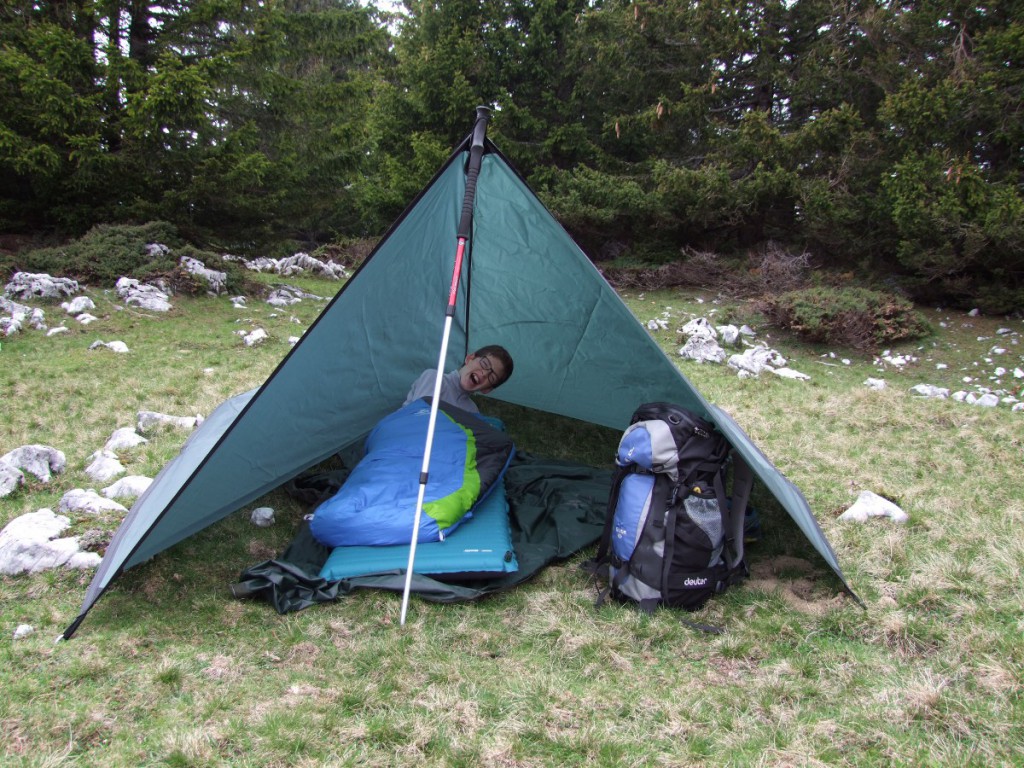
top-left (2, 279), bottom-right (1023, 766)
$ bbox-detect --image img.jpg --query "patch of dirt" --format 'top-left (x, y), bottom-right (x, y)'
top-left (200, 653), bottom-right (238, 681)
top-left (0, 718), bottom-right (31, 756)
top-left (285, 640), bottom-right (321, 668)
top-left (707, 656), bottom-right (760, 683)
top-left (747, 556), bottom-right (846, 616)
top-left (246, 539), bottom-right (277, 560)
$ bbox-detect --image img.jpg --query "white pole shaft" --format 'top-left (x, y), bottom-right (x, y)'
top-left (399, 290), bottom-right (460, 625)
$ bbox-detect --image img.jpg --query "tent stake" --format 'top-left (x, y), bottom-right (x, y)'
top-left (400, 106), bottom-right (491, 626)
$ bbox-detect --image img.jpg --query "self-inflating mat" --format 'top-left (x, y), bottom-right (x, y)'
top-left (309, 398), bottom-right (515, 547)
top-left (318, 477), bottom-right (518, 581)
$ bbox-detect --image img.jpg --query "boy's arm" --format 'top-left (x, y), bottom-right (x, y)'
top-left (403, 369), bottom-right (437, 405)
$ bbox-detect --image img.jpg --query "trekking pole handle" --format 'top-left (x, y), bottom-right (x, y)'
top-left (458, 106), bottom-right (491, 239)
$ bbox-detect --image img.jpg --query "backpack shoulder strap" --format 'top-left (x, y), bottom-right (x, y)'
top-left (722, 452), bottom-right (754, 569)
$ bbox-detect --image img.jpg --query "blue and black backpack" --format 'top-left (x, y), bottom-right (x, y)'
top-left (594, 402), bottom-right (754, 613)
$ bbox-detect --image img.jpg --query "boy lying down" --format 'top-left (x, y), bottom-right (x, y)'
top-left (309, 346), bottom-right (515, 548)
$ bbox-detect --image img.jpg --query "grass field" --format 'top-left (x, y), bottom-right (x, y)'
top-left (2, 275), bottom-right (1022, 767)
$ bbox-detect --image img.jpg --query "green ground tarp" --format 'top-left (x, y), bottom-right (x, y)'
top-left (230, 453), bottom-right (613, 612)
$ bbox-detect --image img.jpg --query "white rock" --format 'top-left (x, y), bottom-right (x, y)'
top-left (61, 296), bottom-right (95, 315)
top-left (237, 253), bottom-right (347, 280)
top-left (936, 363), bottom-right (948, 370)
top-left (242, 328), bottom-right (268, 346)
top-left (739, 325), bottom-right (756, 337)
top-left (58, 488), bottom-right (127, 515)
top-left (266, 288), bottom-right (304, 307)
top-left (716, 324), bottom-right (740, 346)
top-left (116, 277), bottom-right (172, 312)
top-left (102, 475), bottom-right (152, 501)
top-left (1, 312), bottom-right (24, 337)
top-left (179, 256), bottom-right (227, 295)
top-left (0, 445), bottom-right (66, 483)
top-left (964, 392), bottom-right (978, 404)
top-left (46, 326), bottom-right (70, 337)
top-left (1015, 368), bottom-right (1024, 379)
top-left (4, 272), bottom-right (79, 300)
top-left (13, 624), bottom-right (34, 640)
top-left (909, 384), bottom-right (950, 398)
top-left (678, 335), bottom-right (726, 364)
top-left (994, 367), bottom-right (1007, 377)
top-left (646, 318), bottom-right (668, 331)
top-left (838, 491), bottom-right (909, 524)
top-left (864, 378), bottom-right (887, 390)
top-left (250, 507), bottom-right (275, 527)
top-left (972, 393), bottom-right (999, 408)
top-left (103, 427), bottom-right (148, 452)
top-left (680, 317), bottom-right (717, 340)
top-left (1013, 403), bottom-right (1024, 412)
top-left (288, 336), bottom-right (301, 346)
top-left (968, 308), bottom-right (980, 317)
top-left (84, 450), bottom-right (125, 483)
top-left (771, 367), bottom-right (811, 381)
top-left (0, 459), bottom-right (23, 497)
top-left (28, 307), bottom-right (46, 330)
top-left (136, 411), bottom-right (202, 433)
top-left (727, 345), bottom-right (785, 376)
top-left (880, 353), bottom-right (917, 367)
top-left (76, 313), bottom-right (99, 325)
top-left (0, 509), bottom-right (102, 575)
top-left (89, 339), bottom-right (130, 354)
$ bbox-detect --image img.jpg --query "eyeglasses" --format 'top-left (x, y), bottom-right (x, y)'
top-left (477, 355), bottom-right (500, 387)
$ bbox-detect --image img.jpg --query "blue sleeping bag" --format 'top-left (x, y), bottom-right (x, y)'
top-left (309, 398), bottom-right (515, 547)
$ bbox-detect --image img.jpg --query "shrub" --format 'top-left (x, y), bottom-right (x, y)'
top-left (601, 249), bottom-right (759, 295)
top-left (13, 222), bottom-right (183, 284)
top-left (8, 222), bottom-right (259, 295)
top-left (314, 237), bottom-right (379, 269)
top-left (762, 286), bottom-right (931, 351)
top-left (752, 242), bottom-right (811, 293)
top-left (165, 245), bottom-right (256, 296)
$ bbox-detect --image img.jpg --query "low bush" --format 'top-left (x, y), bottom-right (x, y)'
top-left (762, 286), bottom-right (931, 350)
top-left (165, 245), bottom-right (256, 296)
top-left (9, 222), bottom-right (257, 294)
top-left (313, 237), bottom-right (379, 269)
top-left (601, 249), bottom-right (757, 295)
top-left (13, 222), bottom-right (183, 284)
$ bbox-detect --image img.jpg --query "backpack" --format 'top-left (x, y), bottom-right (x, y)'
top-left (594, 402), bottom-right (754, 614)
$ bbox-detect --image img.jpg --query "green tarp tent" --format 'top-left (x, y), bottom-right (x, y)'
top-left (63, 120), bottom-right (854, 639)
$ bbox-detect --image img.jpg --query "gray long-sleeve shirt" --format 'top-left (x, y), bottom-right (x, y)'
top-left (403, 369), bottom-right (479, 413)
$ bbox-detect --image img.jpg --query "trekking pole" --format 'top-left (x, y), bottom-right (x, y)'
top-left (400, 106), bottom-right (491, 626)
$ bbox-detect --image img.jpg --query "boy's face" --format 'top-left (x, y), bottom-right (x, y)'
top-left (458, 353), bottom-right (506, 394)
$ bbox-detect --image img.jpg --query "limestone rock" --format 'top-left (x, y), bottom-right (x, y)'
top-left (838, 491), bottom-right (909, 524)
top-left (0, 509), bottom-right (102, 575)
top-left (0, 445), bottom-right (66, 483)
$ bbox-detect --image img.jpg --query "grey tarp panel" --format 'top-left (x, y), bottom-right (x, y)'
top-left (64, 134), bottom-right (855, 638)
